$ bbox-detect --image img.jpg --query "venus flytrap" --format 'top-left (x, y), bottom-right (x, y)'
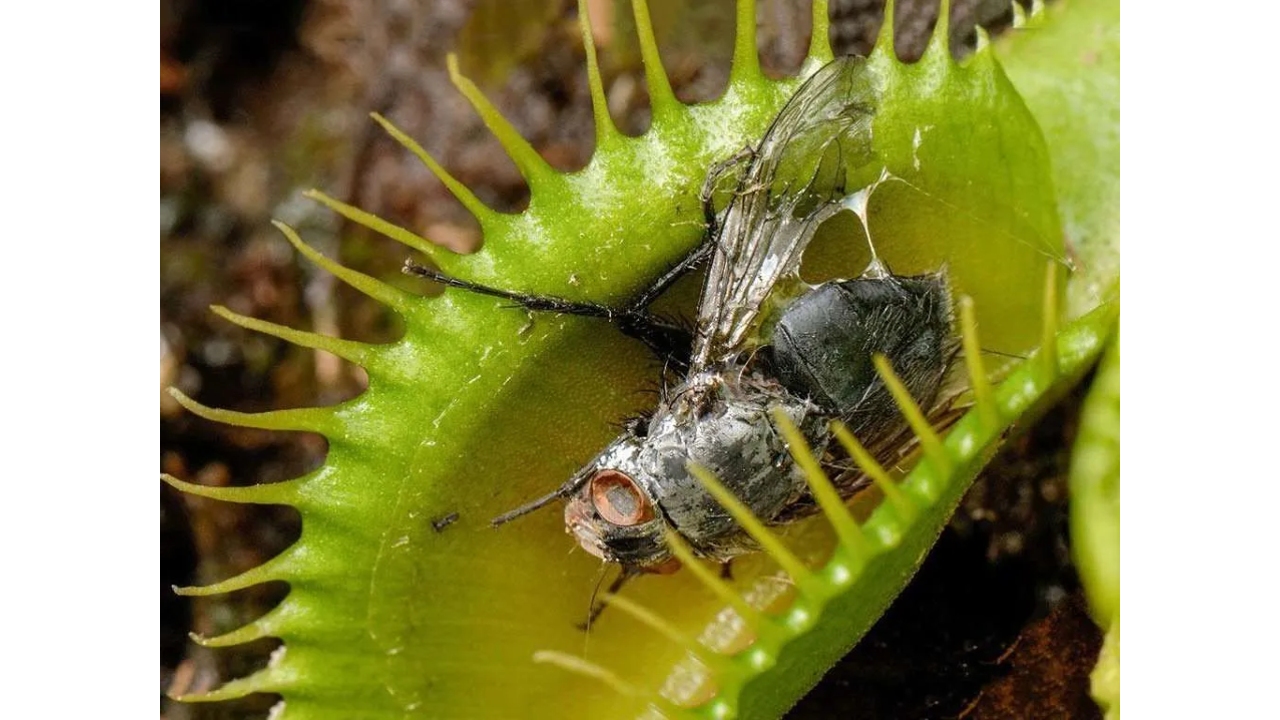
top-left (164, 0), bottom-right (1120, 717)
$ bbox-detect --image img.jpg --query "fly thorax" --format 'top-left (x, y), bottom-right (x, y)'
top-left (640, 373), bottom-right (830, 557)
top-left (669, 369), bottom-right (725, 418)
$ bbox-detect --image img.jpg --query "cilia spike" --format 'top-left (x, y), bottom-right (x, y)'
top-left (576, 0), bottom-right (619, 144)
top-left (631, 0), bottom-right (678, 115)
top-left (809, 0), bottom-right (834, 63)
top-left (272, 220), bottom-right (414, 312)
top-left (369, 112), bottom-right (498, 228)
top-left (303, 189), bottom-right (443, 260)
top-left (730, 0), bottom-right (762, 83)
top-left (446, 53), bottom-right (555, 187)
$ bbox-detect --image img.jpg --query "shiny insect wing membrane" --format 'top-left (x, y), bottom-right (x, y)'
top-left (797, 48), bottom-right (1066, 363)
top-left (763, 66), bottom-right (876, 222)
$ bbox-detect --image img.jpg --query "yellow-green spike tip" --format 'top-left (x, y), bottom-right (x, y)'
top-left (809, 0), bottom-right (833, 63)
top-left (575, 0), bottom-right (619, 144)
top-left (928, 0), bottom-right (953, 58)
top-left (161, 472), bottom-right (298, 506)
top-left (369, 112), bottom-right (497, 227)
top-left (601, 593), bottom-right (727, 672)
top-left (730, 0), bottom-right (762, 83)
top-left (957, 296), bottom-right (998, 431)
top-left (1041, 261), bottom-right (1061, 380)
top-left (533, 651), bottom-right (642, 698)
top-left (446, 53), bottom-right (555, 187)
top-left (272, 220), bottom-right (412, 312)
top-left (167, 387), bottom-right (337, 437)
top-left (872, 354), bottom-right (950, 472)
top-left (631, 0), bottom-right (678, 117)
top-left (829, 421), bottom-right (917, 522)
top-left (303, 189), bottom-right (444, 260)
top-left (210, 304), bottom-right (373, 369)
top-left (172, 551), bottom-right (291, 597)
top-left (663, 529), bottom-right (764, 630)
top-left (876, 0), bottom-right (897, 55)
top-left (169, 667), bottom-right (287, 703)
top-left (770, 408), bottom-right (870, 564)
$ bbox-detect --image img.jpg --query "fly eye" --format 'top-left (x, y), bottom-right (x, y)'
top-left (589, 470), bottom-right (654, 526)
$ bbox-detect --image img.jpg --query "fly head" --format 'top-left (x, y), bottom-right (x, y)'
top-left (565, 370), bottom-right (829, 567)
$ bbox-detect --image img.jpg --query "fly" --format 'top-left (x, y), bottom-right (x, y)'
top-left (404, 56), bottom-right (957, 575)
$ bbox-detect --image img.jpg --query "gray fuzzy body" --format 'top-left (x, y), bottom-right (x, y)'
top-left (627, 369), bottom-right (827, 559)
top-left (564, 272), bottom-right (953, 568)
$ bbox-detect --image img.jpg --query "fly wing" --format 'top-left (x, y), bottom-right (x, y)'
top-left (691, 56), bottom-right (879, 370)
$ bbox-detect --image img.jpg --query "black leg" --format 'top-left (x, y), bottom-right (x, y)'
top-left (577, 565), bottom-right (640, 632)
top-left (403, 144), bottom-right (756, 366)
top-left (404, 260), bottom-right (620, 320)
top-left (616, 148), bottom-right (753, 313)
top-left (405, 259), bottom-right (693, 366)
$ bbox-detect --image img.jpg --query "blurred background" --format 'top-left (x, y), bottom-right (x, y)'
top-left (160, 1), bottom-right (1099, 718)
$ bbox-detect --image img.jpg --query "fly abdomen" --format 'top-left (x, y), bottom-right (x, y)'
top-left (767, 272), bottom-right (953, 443)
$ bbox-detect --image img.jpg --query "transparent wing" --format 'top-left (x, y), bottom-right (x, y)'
top-left (691, 56), bottom-right (879, 370)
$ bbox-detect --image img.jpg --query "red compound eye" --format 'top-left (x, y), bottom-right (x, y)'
top-left (589, 470), bottom-right (654, 526)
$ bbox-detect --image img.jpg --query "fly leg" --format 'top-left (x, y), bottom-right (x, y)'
top-left (576, 566), bottom-right (640, 632)
top-left (607, 146), bottom-right (756, 366)
top-left (700, 145), bottom-right (756, 240)
top-left (403, 260), bottom-right (684, 362)
top-left (402, 147), bottom-right (754, 367)
top-left (615, 147), bottom-right (753, 313)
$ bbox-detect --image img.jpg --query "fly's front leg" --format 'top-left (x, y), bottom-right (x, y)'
top-left (403, 260), bottom-right (620, 320)
top-left (404, 259), bottom-right (689, 366)
top-left (619, 146), bottom-right (756, 332)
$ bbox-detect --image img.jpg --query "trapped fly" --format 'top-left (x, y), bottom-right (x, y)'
top-left (405, 56), bottom-right (958, 573)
